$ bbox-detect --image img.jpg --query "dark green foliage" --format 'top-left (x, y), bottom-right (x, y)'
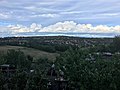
top-left (0, 36), bottom-right (120, 89)
top-left (56, 48), bottom-right (120, 90)
top-left (3, 49), bottom-right (31, 70)
top-left (0, 50), bottom-right (51, 90)
top-left (112, 36), bottom-right (120, 52)
top-left (0, 53), bottom-right (6, 65)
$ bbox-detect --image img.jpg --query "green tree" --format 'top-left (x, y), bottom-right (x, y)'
top-left (4, 49), bottom-right (31, 70)
top-left (112, 36), bottom-right (120, 52)
top-left (56, 48), bottom-right (120, 90)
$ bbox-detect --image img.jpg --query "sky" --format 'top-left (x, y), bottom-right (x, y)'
top-left (0, 0), bottom-right (120, 37)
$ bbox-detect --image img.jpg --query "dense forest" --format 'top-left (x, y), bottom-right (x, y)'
top-left (0, 36), bottom-right (120, 90)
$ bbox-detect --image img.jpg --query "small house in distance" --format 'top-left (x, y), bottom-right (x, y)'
top-left (0, 64), bottom-right (16, 78)
top-left (102, 52), bottom-right (113, 57)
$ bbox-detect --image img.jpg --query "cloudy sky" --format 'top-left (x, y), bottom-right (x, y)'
top-left (0, 0), bottom-right (120, 37)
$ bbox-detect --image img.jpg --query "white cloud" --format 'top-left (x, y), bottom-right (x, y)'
top-left (1, 21), bottom-right (120, 36)
top-left (0, 13), bottom-right (10, 19)
top-left (39, 21), bottom-right (120, 33)
top-left (7, 23), bottom-right (42, 34)
top-left (31, 14), bottom-right (59, 18)
top-left (40, 21), bottom-right (77, 32)
top-left (40, 14), bottom-right (58, 18)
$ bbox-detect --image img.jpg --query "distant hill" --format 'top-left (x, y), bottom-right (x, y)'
top-left (0, 36), bottom-right (113, 48)
top-left (0, 45), bottom-right (59, 61)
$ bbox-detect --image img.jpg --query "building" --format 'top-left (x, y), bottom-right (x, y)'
top-left (0, 64), bottom-right (16, 78)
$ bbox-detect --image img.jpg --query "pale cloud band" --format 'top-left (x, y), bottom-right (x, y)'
top-left (0, 21), bottom-right (120, 37)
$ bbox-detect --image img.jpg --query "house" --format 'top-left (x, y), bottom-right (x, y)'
top-left (0, 64), bottom-right (16, 78)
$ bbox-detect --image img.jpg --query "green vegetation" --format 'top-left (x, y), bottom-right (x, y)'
top-left (0, 36), bottom-right (120, 89)
top-left (0, 36), bottom-right (112, 53)
top-left (112, 36), bottom-right (120, 52)
top-left (0, 45), bottom-right (59, 61)
top-left (56, 48), bottom-right (120, 90)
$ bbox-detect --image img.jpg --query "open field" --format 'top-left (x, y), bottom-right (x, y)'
top-left (0, 45), bottom-right (59, 61)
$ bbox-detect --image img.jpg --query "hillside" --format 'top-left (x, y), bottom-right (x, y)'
top-left (0, 45), bottom-right (59, 61)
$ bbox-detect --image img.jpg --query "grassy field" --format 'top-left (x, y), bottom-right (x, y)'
top-left (0, 45), bottom-right (59, 61)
